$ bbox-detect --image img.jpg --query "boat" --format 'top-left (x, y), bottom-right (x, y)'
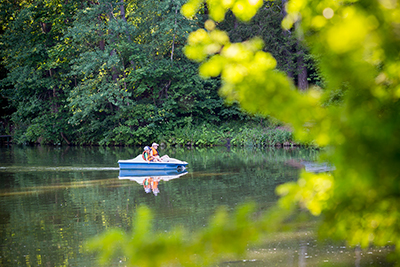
top-left (285, 160), bottom-right (335, 173)
top-left (118, 155), bottom-right (188, 171)
top-left (303, 161), bottom-right (336, 173)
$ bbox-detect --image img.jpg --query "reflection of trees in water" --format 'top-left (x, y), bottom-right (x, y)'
top-left (0, 146), bottom-right (318, 266)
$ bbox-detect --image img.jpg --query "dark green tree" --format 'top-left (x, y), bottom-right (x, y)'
top-left (0, 0), bottom-right (82, 144)
top-left (217, 0), bottom-right (321, 90)
top-left (1, 0), bottom-right (314, 145)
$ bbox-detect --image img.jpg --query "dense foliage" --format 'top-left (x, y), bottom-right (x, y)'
top-left (0, 0), bottom-right (317, 146)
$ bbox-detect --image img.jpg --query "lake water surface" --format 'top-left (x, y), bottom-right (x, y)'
top-left (0, 145), bottom-right (392, 266)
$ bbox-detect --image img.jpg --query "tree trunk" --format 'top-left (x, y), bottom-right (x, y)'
top-left (40, 22), bottom-right (52, 33)
top-left (49, 69), bottom-right (59, 113)
top-left (171, 3), bottom-right (178, 62)
top-left (295, 21), bottom-right (308, 90)
top-left (281, 0), bottom-right (293, 78)
top-left (297, 53), bottom-right (308, 90)
top-left (61, 132), bottom-right (71, 145)
top-left (107, 4), bottom-right (120, 82)
top-left (119, 0), bottom-right (136, 68)
top-left (120, 0), bottom-right (132, 42)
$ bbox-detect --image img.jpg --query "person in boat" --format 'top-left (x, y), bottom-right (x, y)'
top-left (150, 143), bottom-right (170, 162)
top-left (142, 146), bottom-right (154, 162)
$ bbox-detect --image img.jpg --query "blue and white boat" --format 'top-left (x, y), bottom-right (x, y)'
top-left (118, 155), bottom-right (188, 171)
top-left (302, 161), bottom-right (335, 173)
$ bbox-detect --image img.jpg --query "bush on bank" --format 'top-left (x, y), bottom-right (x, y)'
top-left (8, 120), bottom-right (296, 148)
top-left (159, 124), bottom-right (295, 148)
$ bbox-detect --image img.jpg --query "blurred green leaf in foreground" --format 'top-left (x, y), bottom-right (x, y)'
top-left (182, 0), bottom-right (400, 253)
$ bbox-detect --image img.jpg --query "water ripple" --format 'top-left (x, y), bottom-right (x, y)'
top-left (0, 166), bottom-right (120, 172)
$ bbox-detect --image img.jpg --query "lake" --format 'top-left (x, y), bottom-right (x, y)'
top-left (0, 145), bottom-right (392, 266)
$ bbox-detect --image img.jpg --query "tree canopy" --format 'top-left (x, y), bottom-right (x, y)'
top-left (0, 0), bottom-right (313, 145)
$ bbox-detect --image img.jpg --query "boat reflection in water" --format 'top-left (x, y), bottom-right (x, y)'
top-left (118, 169), bottom-right (188, 196)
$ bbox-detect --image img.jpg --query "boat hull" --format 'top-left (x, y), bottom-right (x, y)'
top-left (119, 169), bottom-right (188, 177)
top-left (118, 157), bottom-right (188, 171)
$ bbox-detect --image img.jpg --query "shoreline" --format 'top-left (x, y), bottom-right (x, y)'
top-left (1, 124), bottom-right (315, 148)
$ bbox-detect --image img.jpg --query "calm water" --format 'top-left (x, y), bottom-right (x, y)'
top-left (0, 145), bottom-right (392, 266)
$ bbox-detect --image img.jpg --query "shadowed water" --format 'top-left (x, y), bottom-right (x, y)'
top-left (0, 145), bottom-right (393, 266)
